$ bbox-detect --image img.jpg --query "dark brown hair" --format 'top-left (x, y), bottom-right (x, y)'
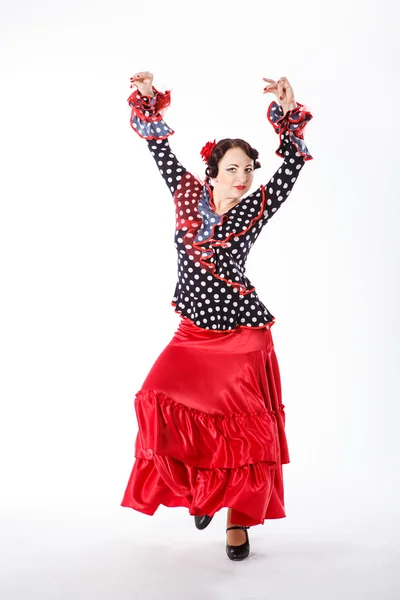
top-left (205, 138), bottom-right (261, 181)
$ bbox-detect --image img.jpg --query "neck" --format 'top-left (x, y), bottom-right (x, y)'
top-left (212, 189), bottom-right (240, 214)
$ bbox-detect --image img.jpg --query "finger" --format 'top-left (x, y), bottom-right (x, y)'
top-left (263, 85), bottom-right (277, 94)
top-left (262, 78), bottom-right (276, 84)
top-left (279, 77), bottom-right (293, 96)
top-left (263, 87), bottom-right (280, 99)
top-left (277, 80), bottom-right (285, 101)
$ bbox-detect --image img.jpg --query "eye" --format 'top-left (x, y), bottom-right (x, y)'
top-left (246, 168), bottom-right (254, 173)
top-left (227, 168), bottom-right (236, 173)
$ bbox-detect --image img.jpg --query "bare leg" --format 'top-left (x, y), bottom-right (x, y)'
top-left (226, 508), bottom-right (247, 545)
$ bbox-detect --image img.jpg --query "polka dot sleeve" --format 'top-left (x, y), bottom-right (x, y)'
top-left (258, 131), bottom-right (307, 223)
top-left (128, 87), bottom-right (199, 197)
top-left (146, 137), bottom-right (188, 196)
top-left (242, 101), bottom-right (313, 225)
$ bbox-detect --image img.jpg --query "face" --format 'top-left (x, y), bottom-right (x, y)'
top-left (211, 147), bottom-right (254, 200)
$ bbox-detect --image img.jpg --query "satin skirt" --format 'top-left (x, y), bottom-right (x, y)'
top-left (121, 318), bottom-right (290, 527)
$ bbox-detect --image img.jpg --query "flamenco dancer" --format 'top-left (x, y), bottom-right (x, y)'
top-left (121, 70), bottom-right (313, 561)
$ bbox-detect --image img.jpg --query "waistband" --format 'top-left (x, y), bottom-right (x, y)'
top-left (170, 316), bottom-right (273, 354)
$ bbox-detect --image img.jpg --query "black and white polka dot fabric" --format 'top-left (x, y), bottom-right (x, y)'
top-left (131, 113), bottom-right (173, 139)
top-left (129, 89), bottom-right (313, 330)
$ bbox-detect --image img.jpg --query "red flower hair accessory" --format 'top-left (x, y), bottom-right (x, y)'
top-left (200, 140), bottom-right (217, 163)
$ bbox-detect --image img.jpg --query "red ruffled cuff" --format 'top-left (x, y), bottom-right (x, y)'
top-left (267, 101), bottom-right (313, 161)
top-left (127, 86), bottom-right (172, 123)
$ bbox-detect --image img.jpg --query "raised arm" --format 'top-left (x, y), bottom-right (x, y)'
top-left (259, 100), bottom-right (313, 221)
top-left (238, 76), bottom-right (313, 236)
top-left (229, 78), bottom-right (312, 245)
top-left (257, 76), bottom-right (313, 220)
top-left (128, 71), bottom-right (204, 233)
top-left (128, 71), bottom-right (190, 196)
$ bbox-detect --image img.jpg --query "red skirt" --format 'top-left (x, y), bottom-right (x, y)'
top-left (121, 318), bottom-right (290, 527)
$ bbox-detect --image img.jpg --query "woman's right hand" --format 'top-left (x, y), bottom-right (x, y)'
top-left (130, 71), bottom-right (154, 96)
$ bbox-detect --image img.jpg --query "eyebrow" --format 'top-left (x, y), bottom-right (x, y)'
top-left (227, 163), bottom-right (253, 167)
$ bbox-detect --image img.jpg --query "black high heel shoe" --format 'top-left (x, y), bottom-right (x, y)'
top-left (226, 526), bottom-right (250, 561)
top-left (194, 515), bottom-right (213, 530)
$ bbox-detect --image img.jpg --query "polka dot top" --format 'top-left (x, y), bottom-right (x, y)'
top-left (127, 87), bottom-right (313, 331)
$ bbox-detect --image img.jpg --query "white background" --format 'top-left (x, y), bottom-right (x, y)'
top-left (1, 0), bottom-right (399, 598)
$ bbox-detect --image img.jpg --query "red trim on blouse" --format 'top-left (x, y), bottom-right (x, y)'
top-left (186, 182), bottom-right (267, 296)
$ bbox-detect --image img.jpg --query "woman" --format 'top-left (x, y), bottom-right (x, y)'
top-left (121, 71), bottom-right (313, 561)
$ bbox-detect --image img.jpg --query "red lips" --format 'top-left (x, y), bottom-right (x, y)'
top-left (234, 186), bottom-right (246, 190)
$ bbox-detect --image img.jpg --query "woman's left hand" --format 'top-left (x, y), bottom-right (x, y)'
top-left (262, 77), bottom-right (296, 110)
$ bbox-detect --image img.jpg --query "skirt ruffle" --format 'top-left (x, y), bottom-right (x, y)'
top-left (121, 318), bottom-right (289, 527)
